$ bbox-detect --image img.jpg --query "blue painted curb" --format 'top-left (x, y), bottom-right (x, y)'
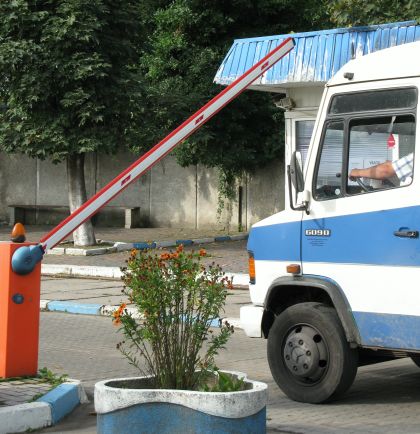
top-left (43, 300), bottom-right (230, 328)
top-left (209, 318), bottom-right (223, 327)
top-left (0, 380), bottom-right (86, 433)
top-left (133, 242), bottom-right (157, 250)
top-left (176, 239), bottom-right (194, 246)
top-left (47, 301), bottom-right (102, 315)
top-left (112, 234), bottom-right (249, 253)
top-left (50, 234), bottom-right (249, 256)
top-left (214, 236), bottom-right (231, 242)
top-left (37, 383), bottom-right (81, 424)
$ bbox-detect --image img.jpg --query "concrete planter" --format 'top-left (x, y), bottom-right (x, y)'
top-left (94, 371), bottom-right (268, 434)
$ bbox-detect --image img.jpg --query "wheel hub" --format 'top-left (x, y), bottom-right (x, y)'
top-left (283, 325), bottom-right (328, 382)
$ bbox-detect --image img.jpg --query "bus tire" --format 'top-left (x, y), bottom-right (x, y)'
top-left (267, 302), bottom-right (358, 403)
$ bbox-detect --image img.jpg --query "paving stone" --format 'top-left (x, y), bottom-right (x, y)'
top-left (34, 312), bottom-right (420, 433)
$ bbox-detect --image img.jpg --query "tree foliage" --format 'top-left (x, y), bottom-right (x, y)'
top-left (0, 0), bottom-right (144, 161)
top-left (327, 0), bottom-right (420, 27)
top-left (135, 0), bottom-right (328, 195)
top-left (0, 0), bottom-right (330, 209)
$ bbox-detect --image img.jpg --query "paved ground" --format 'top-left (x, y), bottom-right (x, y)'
top-left (41, 276), bottom-right (125, 306)
top-left (4, 225), bottom-right (420, 433)
top-left (41, 276), bottom-right (250, 318)
top-left (0, 225), bottom-right (245, 244)
top-left (0, 225), bottom-right (249, 273)
top-left (35, 312), bottom-right (420, 434)
top-left (41, 240), bottom-right (248, 273)
top-left (0, 378), bottom-right (52, 407)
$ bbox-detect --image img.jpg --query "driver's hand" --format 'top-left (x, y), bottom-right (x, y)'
top-left (349, 169), bottom-right (358, 181)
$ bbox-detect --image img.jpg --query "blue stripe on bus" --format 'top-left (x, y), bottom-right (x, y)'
top-left (248, 205), bottom-right (420, 266)
top-left (302, 205), bottom-right (420, 266)
top-left (247, 220), bottom-right (301, 261)
top-left (353, 311), bottom-right (420, 350)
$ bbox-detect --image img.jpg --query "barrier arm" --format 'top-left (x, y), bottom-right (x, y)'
top-left (14, 37), bottom-right (295, 273)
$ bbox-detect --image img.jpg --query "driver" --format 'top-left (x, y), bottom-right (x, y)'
top-left (349, 152), bottom-right (413, 184)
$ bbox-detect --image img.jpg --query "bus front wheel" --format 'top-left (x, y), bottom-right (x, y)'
top-left (267, 302), bottom-right (358, 403)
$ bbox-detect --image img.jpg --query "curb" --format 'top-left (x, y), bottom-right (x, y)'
top-left (41, 264), bottom-right (249, 287)
top-left (41, 300), bottom-right (242, 329)
top-left (42, 264), bottom-right (123, 279)
top-left (46, 233), bottom-right (248, 256)
top-left (40, 265), bottom-right (248, 329)
top-left (0, 380), bottom-right (87, 434)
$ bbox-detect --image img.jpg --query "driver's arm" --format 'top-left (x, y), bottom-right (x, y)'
top-left (349, 161), bottom-right (395, 180)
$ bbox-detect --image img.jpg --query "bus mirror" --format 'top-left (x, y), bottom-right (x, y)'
top-left (287, 151), bottom-right (309, 214)
top-left (289, 151), bottom-right (304, 192)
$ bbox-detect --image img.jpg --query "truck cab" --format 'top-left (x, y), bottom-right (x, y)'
top-left (241, 41), bottom-right (420, 403)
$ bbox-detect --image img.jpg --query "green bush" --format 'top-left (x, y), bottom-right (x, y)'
top-left (114, 245), bottom-right (234, 390)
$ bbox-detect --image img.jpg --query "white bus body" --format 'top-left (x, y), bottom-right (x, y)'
top-left (241, 41), bottom-right (420, 403)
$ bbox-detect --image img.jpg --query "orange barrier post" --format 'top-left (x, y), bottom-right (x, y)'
top-left (0, 242), bottom-right (41, 378)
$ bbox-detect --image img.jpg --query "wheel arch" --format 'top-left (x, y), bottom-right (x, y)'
top-left (262, 275), bottom-right (361, 345)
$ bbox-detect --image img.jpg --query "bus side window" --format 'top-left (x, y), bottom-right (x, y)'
top-left (347, 115), bottom-right (415, 195)
top-left (314, 121), bottom-right (344, 200)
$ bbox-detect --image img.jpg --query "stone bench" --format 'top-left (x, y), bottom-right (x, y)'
top-left (8, 205), bottom-right (141, 229)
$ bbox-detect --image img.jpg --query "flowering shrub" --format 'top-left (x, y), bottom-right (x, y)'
top-left (114, 245), bottom-right (234, 390)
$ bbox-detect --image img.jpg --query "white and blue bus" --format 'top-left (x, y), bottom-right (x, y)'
top-left (241, 41), bottom-right (420, 403)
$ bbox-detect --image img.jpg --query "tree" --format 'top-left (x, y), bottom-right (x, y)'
top-left (0, 0), bottom-right (329, 240)
top-left (135, 0), bottom-right (328, 206)
top-left (326, 0), bottom-right (420, 27)
top-left (0, 0), bottom-right (145, 245)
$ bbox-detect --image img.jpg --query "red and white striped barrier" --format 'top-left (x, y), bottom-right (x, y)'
top-left (40, 38), bottom-right (295, 251)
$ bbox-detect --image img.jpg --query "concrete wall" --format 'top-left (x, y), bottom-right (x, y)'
top-left (246, 159), bottom-right (285, 227)
top-left (0, 154), bottom-right (38, 223)
top-left (0, 151), bottom-right (285, 230)
top-left (0, 86), bottom-right (325, 230)
top-left (0, 82), bottom-right (328, 230)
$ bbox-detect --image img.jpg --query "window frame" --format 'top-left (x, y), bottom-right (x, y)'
top-left (327, 87), bottom-right (418, 115)
top-left (312, 119), bottom-right (345, 201)
top-left (345, 113), bottom-right (416, 196)
top-left (313, 87), bottom-right (417, 202)
top-left (293, 118), bottom-right (316, 169)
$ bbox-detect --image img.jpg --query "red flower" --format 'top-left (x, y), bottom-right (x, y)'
top-left (112, 303), bottom-right (126, 325)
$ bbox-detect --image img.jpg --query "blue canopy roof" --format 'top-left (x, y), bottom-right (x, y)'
top-left (214, 21), bottom-right (420, 89)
